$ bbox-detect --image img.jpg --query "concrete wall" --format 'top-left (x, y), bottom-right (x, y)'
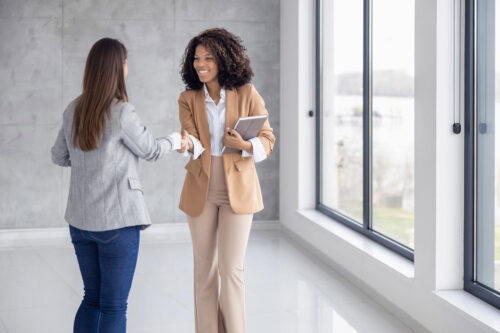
top-left (0, 0), bottom-right (280, 229)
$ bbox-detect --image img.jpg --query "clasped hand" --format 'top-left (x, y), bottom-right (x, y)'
top-left (177, 130), bottom-right (193, 153)
top-left (223, 128), bottom-right (249, 151)
top-left (175, 128), bottom-right (250, 154)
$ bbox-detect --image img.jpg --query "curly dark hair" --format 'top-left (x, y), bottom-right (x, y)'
top-left (180, 28), bottom-right (254, 90)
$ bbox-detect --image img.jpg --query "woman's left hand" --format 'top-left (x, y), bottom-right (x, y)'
top-left (223, 128), bottom-right (251, 151)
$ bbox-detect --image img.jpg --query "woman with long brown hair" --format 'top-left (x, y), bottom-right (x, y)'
top-left (178, 28), bottom-right (275, 333)
top-left (51, 37), bottom-right (186, 333)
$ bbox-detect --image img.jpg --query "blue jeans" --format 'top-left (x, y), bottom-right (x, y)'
top-left (69, 225), bottom-right (140, 333)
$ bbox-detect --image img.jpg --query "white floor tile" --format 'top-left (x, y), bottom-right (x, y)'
top-left (0, 250), bottom-right (80, 311)
top-left (322, 300), bottom-right (415, 333)
top-left (0, 229), bottom-right (415, 333)
top-left (247, 310), bottom-right (299, 333)
top-left (0, 305), bottom-right (76, 333)
top-left (128, 322), bottom-right (195, 333)
top-left (36, 246), bottom-right (84, 294)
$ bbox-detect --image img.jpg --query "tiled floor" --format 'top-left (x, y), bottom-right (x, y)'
top-left (0, 227), bottom-right (415, 333)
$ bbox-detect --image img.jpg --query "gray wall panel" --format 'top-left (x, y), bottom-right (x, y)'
top-left (0, 0), bottom-right (279, 228)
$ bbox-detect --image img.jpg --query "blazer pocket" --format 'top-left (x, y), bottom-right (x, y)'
top-left (234, 157), bottom-right (255, 172)
top-left (185, 158), bottom-right (202, 176)
top-left (128, 177), bottom-right (144, 193)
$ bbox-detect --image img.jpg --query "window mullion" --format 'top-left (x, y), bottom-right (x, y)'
top-left (363, 0), bottom-right (373, 230)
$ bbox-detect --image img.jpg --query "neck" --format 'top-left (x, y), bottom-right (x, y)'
top-left (206, 81), bottom-right (221, 99)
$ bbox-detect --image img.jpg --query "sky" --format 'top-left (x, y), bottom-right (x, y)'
top-left (324, 0), bottom-right (415, 75)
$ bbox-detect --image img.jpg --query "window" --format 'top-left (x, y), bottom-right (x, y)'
top-left (464, 0), bottom-right (500, 309)
top-left (316, 0), bottom-right (415, 260)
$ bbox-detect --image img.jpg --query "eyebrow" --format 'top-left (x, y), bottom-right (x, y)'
top-left (194, 53), bottom-right (213, 57)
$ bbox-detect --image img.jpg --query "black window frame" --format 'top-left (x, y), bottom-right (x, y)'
top-left (315, 0), bottom-right (414, 261)
top-left (464, 0), bottom-right (500, 310)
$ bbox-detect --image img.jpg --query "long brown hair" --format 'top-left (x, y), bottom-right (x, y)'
top-left (72, 38), bottom-right (128, 151)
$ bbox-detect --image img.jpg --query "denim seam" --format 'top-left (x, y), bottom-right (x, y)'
top-left (88, 231), bottom-right (120, 244)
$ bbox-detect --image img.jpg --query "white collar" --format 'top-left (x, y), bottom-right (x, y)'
top-left (203, 84), bottom-right (225, 102)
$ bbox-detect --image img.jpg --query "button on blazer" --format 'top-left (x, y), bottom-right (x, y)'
top-left (178, 83), bottom-right (275, 217)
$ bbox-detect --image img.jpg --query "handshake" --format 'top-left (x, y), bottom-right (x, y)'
top-left (177, 130), bottom-right (194, 154)
top-left (166, 130), bottom-right (194, 154)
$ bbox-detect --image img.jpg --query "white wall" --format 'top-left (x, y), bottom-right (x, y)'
top-left (280, 0), bottom-right (500, 332)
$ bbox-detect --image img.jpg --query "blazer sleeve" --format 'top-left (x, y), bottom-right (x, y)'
top-left (120, 103), bottom-right (173, 162)
top-left (178, 92), bottom-right (201, 141)
top-left (248, 84), bottom-right (275, 156)
top-left (51, 124), bottom-right (71, 167)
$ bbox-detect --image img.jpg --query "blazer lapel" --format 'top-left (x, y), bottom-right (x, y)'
top-left (196, 89), bottom-right (211, 176)
top-left (225, 88), bottom-right (238, 131)
top-left (196, 89), bottom-right (210, 148)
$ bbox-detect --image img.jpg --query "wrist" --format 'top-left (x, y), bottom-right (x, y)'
top-left (186, 136), bottom-right (194, 152)
top-left (242, 140), bottom-right (252, 152)
top-left (167, 132), bottom-right (182, 150)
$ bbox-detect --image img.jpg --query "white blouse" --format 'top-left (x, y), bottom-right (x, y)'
top-left (188, 84), bottom-right (267, 162)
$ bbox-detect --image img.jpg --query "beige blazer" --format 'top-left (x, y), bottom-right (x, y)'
top-left (178, 83), bottom-right (275, 217)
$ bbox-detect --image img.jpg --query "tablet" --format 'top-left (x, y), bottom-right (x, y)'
top-left (221, 115), bottom-right (268, 154)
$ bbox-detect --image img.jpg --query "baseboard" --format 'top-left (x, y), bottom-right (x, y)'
top-left (0, 220), bottom-right (281, 248)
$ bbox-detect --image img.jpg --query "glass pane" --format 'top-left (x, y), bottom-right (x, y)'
top-left (320, 0), bottom-right (364, 222)
top-left (372, 0), bottom-right (415, 248)
top-left (496, 0), bottom-right (500, 293)
top-left (476, 0), bottom-right (499, 292)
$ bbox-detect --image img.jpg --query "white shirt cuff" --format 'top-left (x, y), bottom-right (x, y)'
top-left (166, 132), bottom-right (182, 150)
top-left (242, 137), bottom-right (267, 163)
top-left (186, 135), bottom-right (205, 159)
top-left (161, 138), bottom-right (173, 153)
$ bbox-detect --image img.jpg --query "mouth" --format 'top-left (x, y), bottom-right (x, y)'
top-left (197, 70), bottom-right (209, 75)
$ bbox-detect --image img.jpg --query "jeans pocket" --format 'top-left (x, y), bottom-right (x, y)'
top-left (88, 229), bottom-right (121, 244)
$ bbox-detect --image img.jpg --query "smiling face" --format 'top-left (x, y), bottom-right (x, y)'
top-left (193, 44), bottom-right (219, 85)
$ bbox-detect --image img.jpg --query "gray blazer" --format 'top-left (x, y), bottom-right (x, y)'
top-left (51, 98), bottom-right (174, 231)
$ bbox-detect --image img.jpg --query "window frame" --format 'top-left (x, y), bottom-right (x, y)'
top-left (463, 0), bottom-right (500, 310)
top-left (315, 0), bottom-right (414, 261)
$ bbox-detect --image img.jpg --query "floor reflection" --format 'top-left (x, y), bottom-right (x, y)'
top-left (0, 228), bottom-right (415, 333)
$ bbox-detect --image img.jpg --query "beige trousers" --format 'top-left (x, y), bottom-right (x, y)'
top-left (187, 156), bottom-right (253, 333)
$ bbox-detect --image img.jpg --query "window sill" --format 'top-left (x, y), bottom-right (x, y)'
top-left (296, 209), bottom-right (415, 278)
top-left (434, 290), bottom-right (500, 332)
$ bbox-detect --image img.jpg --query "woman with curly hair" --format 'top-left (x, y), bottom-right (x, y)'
top-left (177, 28), bottom-right (275, 333)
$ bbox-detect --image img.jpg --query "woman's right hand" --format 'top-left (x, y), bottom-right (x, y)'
top-left (178, 130), bottom-right (193, 153)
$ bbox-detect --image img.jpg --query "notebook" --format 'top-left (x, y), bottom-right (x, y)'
top-left (221, 115), bottom-right (268, 154)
